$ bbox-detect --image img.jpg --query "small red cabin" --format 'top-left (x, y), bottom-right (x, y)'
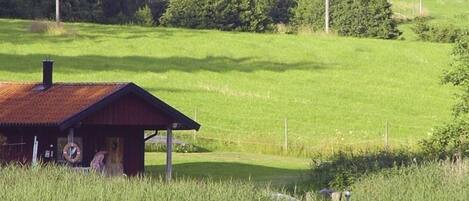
top-left (0, 60), bottom-right (200, 176)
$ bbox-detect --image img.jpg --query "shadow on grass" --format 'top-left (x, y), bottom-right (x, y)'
top-left (0, 53), bottom-right (335, 74)
top-left (0, 19), bottom-right (205, 44)
top-left (146, 162), bottom-right (309, 185)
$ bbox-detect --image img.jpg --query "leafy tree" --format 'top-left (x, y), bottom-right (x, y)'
top-left (421, 35), bottom-right (469, 158)
top-left (292, 0), bottom-right (401, 39)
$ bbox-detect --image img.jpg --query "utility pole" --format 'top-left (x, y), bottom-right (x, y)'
top-left (325, 0), bottom-right (330, 33)
top-left (56, 0), bottom-right (60, 25)
top-left (384, 121), bottom-right (389, 150)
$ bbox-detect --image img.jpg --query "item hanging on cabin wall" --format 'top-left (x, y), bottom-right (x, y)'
top-left (44, 144), bottom-right (54, 161)
top-left (63, 142), bottom-right (81, 163)
top-left (90, 151), bottom-right (107, 174)
top-left (0, 132), bottom-right (6, 145)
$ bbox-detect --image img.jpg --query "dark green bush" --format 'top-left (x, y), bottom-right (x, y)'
top-left (292, 0), bottom-right (400, 39)
top-left (421, 36), bottom-right (469, 158)
top-left (160, 0), bottom-right (275, 32)
top-left (134, 4), bottom-right (153, 26)
top-left (270, 0), bottom-right (296, 24)
top-left (412, 17), bottom-right (468, 43)
top-left (310, 149), bottom-right (422, 189)
top-left (421, 119), bottom-right (469, 159)
top-left (149, 0), bottom-right (169, 25)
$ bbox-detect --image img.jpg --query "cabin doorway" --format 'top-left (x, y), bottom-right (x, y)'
top-left (105, 137), bottom-right (124, 176)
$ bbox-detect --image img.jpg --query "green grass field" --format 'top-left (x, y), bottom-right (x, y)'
top-left (392, 0), bottom-right (469, 26)
top-left (0, 1), bottom-right (468, 199)
top-left (0, 18), bottom-right (456, 154)
top-left (145, 152), bottom-right (309, 186)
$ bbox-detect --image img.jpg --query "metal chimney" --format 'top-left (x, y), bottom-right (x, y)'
top-left (42, 59), bottom-right (54, 90)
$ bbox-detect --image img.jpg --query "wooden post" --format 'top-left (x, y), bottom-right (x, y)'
top-left (325, 0), bottom-right (330, 33)
top-left (166, 126), bottom-right (173, 182)
top-left (55, 0), bottom-right (60, 25)
top-left (193, 107), bottom-right (197, 141)
top-left (384, 121), bottom-right (389, 150)
top-left (32, 136), bottom-right (38, 166)
top-left (284, 118), bottom-right (288, 153)
top-left (67, 128), bottom-right (74, 143)
top-left (419, 0), bottom-right (423, 16)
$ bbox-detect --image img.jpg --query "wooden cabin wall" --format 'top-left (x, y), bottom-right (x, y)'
top-left (123, 128), bottom-right (144, 176)
top-left (1, 126), bottom-right (145, 175)
top-left (0, 127), bottom-right (59, 164)
top-left (77, 126), bottom-right (145, 175)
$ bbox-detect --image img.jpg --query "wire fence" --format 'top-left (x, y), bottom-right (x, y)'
top-left (390, 0), bottom-right (428, 20)
top-left (152, 107), bottom-right (436, 157)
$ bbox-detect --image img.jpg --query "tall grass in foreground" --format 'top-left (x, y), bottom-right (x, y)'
top-left (350, 160), bottom-right (469, 201)
top-left (0, 164), bottom-right (277, 201)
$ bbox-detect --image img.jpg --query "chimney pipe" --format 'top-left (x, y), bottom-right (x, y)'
top-left (42, 59), bottom-right (54, 89)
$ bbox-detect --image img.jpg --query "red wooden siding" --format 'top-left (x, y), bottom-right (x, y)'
top-left (83, 94), bottom-right (172, 126)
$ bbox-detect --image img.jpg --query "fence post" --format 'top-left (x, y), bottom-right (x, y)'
top-left (384, 121), bottom-right (389, 150)
top-left (419, 0), bottom-right (423, 16)
top-left (193, 107), bottom-right (198, 142)
top-left (284, 118), bottom-right (288, 153)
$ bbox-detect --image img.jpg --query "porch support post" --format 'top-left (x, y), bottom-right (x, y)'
top-left (165, 126), bottom-right (173, 182)
top-left (67, 128), bottom-right (74, 143)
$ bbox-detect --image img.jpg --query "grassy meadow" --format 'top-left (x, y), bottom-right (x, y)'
top-left (0, 18), bottom-right (456, 154)
top-left (350, 160), bottom-right (469, 201)
top-left (0, 160), bottom-right (467, 201)
top-left (0, 164), bottom-right (276, 201)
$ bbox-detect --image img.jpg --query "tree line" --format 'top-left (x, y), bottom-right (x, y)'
top-left (0, 0), bottom-right (400, 39)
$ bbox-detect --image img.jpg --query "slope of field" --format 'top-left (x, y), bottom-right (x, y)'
top-left (0, 19), bottom-right (454, 153)
top-left (393, 0), bottom-right (469, 26)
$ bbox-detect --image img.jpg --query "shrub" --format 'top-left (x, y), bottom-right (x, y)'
top-left (412, 17), bottom-right (468, 43)
top-left (269, 0), bottom-right (296, 24)
top-left (149, 0), bottom-right (169, 25)
top-left (160, 0), bottom-right (275, 32)
top-left (421, 36), bottom-right (469, 158)
top-left (310, 149), bottom-right (422, 190)
top-left (134, 4), bottom-right (154, 26)
top-left (292, 0), bottom-right (401, 39)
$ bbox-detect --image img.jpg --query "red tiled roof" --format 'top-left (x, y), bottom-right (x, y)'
top-left (0, 82), bottom-right (127, 126)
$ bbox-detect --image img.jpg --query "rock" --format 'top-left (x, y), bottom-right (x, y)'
top-left (331, 192), bottom-right (342, 201)
top-left (319, 188), bottom-right (335, 197)
top-left (270, 192), bottom-right (299, 201)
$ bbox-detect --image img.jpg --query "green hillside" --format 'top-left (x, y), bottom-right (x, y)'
top-left (393, 0), bottom-right (469, 26)
top-left (0, 19), bottom-right (455, 153)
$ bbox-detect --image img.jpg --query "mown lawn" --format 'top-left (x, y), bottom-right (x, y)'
top-left (145, 152), bottom-right (310, 186)
top-left (0, 18), bottom-right (454, 154)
